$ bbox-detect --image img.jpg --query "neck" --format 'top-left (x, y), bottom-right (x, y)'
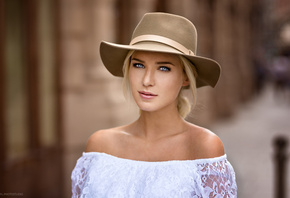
top-left (133, 107), bottom-right (187, 141)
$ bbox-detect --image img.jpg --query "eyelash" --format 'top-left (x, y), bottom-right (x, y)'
top-left (133, 63), bottom-right (144, 69)
top-left (159, 66), bottom-right (171, 72)
top-left (132, 63), bottom-right (171, 72)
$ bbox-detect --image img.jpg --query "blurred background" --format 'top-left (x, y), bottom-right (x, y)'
top-left (0, 0), bottom-right (290, 197)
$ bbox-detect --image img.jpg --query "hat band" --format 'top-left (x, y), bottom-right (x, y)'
top-left (130, 35), bottom-right (194, 56)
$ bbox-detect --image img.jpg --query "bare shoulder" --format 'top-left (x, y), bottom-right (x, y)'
top-left (85, 126), bottom-right (127, 153)
top-left (186, 123), bottom-right (225, 159)
top-left (85, 129), bottom-right (111, 153)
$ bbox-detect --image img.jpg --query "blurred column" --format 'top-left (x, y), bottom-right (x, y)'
top-left (60, 0), bottom-right (88, 196)
top-left (212, 0), bottom-right (240, 117)
top-left (0, 0), bottom-right (5, 193)
top-left (235, 0), bottom-right (255, 100)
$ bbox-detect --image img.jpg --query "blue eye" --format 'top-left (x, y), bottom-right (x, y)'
top-left (159, 66), bottom-right (171, 72)
top-left (133, 63), bottom-right (145, 68)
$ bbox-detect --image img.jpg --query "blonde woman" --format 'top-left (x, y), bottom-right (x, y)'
top-left (72, 12), bottom-right (237, 197)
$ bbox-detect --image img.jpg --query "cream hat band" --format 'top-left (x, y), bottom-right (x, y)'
top-left (130, 35), bottom-right (195, 56)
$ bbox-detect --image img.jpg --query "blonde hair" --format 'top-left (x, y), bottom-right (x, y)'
top-left (122, 51), bottom-right (197, 118)
top-left (122, 50), bottom-right (135, 100)
top-left (178, 56), bottom-right (198, 118)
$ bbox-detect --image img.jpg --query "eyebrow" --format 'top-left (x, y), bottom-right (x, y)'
top-left (156, 61), bottom-right (175, 66)
top-left (131, 58), bottom-right (145, 63)
top-left (131, 58), bottom-right (175, 66)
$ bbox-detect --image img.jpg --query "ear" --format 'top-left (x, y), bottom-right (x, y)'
top-left (182, 79), bottom-right (190, 87)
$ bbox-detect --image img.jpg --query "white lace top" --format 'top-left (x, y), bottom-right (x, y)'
top-left (71, 152), bottom-right (237, 198)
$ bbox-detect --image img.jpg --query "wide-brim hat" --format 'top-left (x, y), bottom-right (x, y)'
top-left (100, 12), bottom-right (221, 88)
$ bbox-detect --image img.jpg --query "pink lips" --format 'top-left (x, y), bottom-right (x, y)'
top-left (138, 91), bottom-right (158, 99)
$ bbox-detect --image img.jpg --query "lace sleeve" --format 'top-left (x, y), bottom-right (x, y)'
top-left (71, 155), bottom-right (93, 198)
top-left (196, 159), bottom-right (237, 198)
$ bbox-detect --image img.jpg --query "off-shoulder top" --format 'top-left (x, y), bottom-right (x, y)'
top-left (71, 152), bottom-right (237, 198)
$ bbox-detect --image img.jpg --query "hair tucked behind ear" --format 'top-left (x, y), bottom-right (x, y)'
top-left (177, 96), bottom-right (191, 118)
top-left (178, 56), bottom-right (198, 118)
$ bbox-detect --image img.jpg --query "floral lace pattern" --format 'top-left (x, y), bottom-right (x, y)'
top-left (71, 152), bottom-right (237, 198)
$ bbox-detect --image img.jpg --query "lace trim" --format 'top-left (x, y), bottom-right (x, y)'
top-left (83, 152), bottom-right (228, 164)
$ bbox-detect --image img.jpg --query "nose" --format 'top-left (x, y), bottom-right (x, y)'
top-left (142, 68), bottom-right (155, 87)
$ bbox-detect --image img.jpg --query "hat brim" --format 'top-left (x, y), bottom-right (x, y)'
top-left (100, 41), bottom-right (221, 88)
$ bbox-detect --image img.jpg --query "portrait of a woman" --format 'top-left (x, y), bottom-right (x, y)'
top-left (71, 12), bottom-right (237, 198)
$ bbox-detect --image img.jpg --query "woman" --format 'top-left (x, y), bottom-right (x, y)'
top-left (72, 12), bottom-right (237, 197)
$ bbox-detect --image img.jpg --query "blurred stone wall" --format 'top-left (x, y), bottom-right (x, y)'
top-left (60, 0), bottom-right (263, 196)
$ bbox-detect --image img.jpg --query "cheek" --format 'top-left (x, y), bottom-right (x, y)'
top-left (128, 68), bottom-right (137, 85)
top-left (158, 74), bottom-right (184, 95)
top-left (165, 72), bottom-right (184, 88)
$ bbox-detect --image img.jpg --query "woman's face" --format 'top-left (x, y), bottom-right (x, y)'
top-left (129, 51), bottom-right (188, 113)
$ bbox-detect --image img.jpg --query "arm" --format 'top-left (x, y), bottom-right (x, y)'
top-left (198, 159), bottom-right (237, 198)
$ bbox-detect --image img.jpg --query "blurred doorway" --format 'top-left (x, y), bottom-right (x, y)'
top-left (0, 0), bottom-right (63, 197)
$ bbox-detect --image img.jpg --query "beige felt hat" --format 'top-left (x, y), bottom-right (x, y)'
top-left (100, 12), bottom-right (221, 88)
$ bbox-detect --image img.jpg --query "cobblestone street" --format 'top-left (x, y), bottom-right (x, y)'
top-left (210, 85), bottom-right (290, 198)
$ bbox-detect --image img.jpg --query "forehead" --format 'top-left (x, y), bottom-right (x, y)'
top-left (131, 51), bottom-right (181, 65)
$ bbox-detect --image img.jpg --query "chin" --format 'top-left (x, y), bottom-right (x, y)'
top-left (138, 105), bottom-right (156, 112)
top-left (138, 104), bottom-right (171, 114)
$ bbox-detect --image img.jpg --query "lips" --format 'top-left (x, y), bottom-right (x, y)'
top-left (138, 91), bottom-right (158, 99)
